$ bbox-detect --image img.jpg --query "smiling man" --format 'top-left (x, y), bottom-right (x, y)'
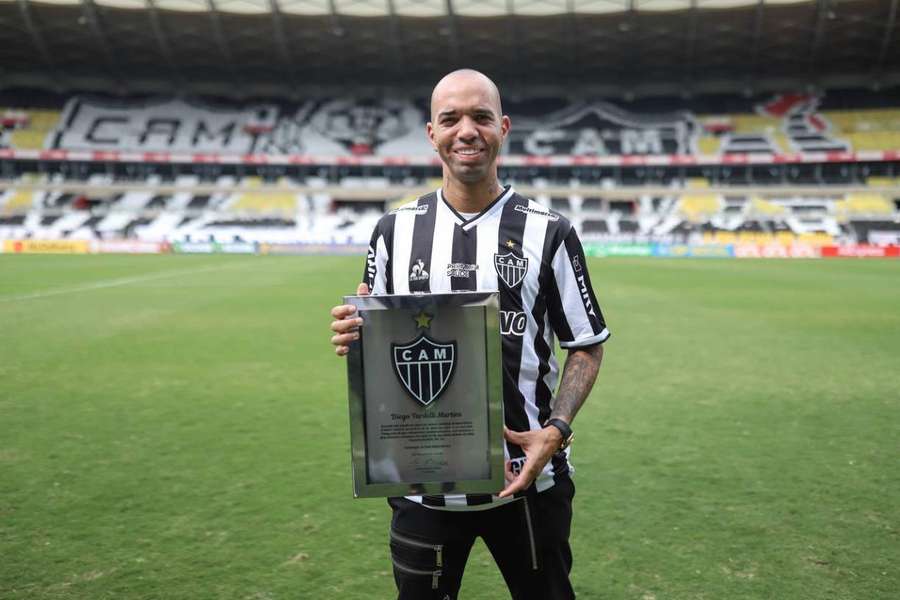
top-left (329, 69), bottom-right (610, 599)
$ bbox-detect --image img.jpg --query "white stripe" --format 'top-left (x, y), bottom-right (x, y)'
top-left (429, 197), bottom-right (456, 292)
top-left (475, 210), bottom-right (500, 291)
top-left (516, 199), bottom-right (549, 434)
top-left (552, 242), bottom-right (597, 343)
top-left (392, 207), bottom-right (416, 294)
top-left (559, 328), bottom-right (610, 348)
top-left (0, 260), bottom-right (254, 303)
top-left (373, 234), bottom-right (389, 294)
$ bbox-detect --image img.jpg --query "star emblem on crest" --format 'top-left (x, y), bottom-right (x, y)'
top-left (413, 311), bottom-right (433, 329)
top-left (506, 239), bottom-right (517, 249)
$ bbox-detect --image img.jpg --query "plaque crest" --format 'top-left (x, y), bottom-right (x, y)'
top-left (494, 252), bottom-right (528, 288)
top-left (392, 334), bottom-right (457, 406)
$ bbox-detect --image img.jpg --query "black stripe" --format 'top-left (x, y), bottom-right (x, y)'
top-left (563, 228), bottom-right (606, 334)
top-left (551, 453), bottom-right (570, 480)
top-left (408, 194), bottom-right (438, 293)
top-left (421, 495), bottom-right (445, 507)
top-left (546, 223), bottom-right (575, 342)
top-left (465, 494), bottom-right (493, 506)
top-left (450, 223), bottom-right (477, 291)
top-left (497, 194), bottom-right (530, 460)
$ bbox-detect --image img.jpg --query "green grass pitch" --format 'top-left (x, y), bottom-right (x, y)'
top-left (1, 254), bottom-right (897, 599)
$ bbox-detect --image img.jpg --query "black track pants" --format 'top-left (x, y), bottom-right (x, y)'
top-left (387, 476), bottom-right (576, 600)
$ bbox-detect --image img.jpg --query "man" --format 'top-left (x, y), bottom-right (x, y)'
top-left (329, 69), bottom-right (609, 599)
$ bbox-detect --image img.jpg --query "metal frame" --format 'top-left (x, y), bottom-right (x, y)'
top-left (79, 0), bottom-right (122, 83)
top-left (345, 292), bottom-right (504, 499)
top-left (3, 1), bottom-right (900, 100)
top-left (875, 0), bottom-right (899, 81)
top-left (145, 0), bottom-right (184, 87)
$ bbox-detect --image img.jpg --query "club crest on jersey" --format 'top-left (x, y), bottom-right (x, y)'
top-left (392, 312), bottom-right (456, 406)
top-left (494, 252), bottom-right (528, 288)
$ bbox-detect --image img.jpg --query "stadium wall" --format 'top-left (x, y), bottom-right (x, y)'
top-left (2, 238), bottom-right (897, 259)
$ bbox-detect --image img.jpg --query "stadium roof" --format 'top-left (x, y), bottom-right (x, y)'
top-left (1, 0), bottom-right (898, 99)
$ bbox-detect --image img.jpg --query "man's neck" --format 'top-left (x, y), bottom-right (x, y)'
top-left (441, 176), bottom-right (504, 214)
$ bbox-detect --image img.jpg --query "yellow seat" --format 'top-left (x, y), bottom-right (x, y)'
top-left (5, 109), bottom-right (61, 150)
top-left (231, 177), bottom-right (297, 215)
top-left (679, 193), bottom-right (720, 221)
top-left (2, 189), bottom-right (34, 214)
top-left (837, 193), bottom-right (893, 216)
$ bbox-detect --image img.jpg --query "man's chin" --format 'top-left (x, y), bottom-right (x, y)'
top-left (449, 164), bottom-right (490, 184)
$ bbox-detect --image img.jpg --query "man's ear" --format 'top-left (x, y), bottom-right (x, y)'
top-left (426, 121), bottom-right (438, 151)
top-left (500, 115), bottom-right (511, 140)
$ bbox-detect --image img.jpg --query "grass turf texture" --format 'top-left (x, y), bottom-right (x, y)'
top-left (0, 254), bottom-right (897, 600)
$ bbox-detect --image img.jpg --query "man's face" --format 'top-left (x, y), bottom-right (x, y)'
top-left (427, 76), bottom-right (510, 185)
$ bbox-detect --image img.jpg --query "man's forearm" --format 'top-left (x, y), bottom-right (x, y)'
top-left (550, 343), bottom-right (604, 424)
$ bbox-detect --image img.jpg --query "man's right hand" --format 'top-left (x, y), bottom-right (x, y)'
top-left (329, 282), bottom-right (370, 356)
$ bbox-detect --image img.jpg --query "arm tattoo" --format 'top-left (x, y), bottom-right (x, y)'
top-left (551, 344), bottom-right (604, 424)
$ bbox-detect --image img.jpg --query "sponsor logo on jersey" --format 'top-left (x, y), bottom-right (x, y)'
top-left (409, 258), bottom-right (429, 282)
top-left (514, 204), bottom-right (559, 221)
top-left (571, 255), bottom-right (582, 273)
top-left (494, 252), bottom-right (528, 288)
top-left (365, 244), bottom-right (377, 288)
top-left (508, 456), bottom-right (527, 477)
top-left (500, 311), bottom-right (527, 336)
top-left (392, 333), bottom-right (456, 407)
top-left (447, 262), bottom-right (478, 279)
top-left (576, 273), bottom-right (597, 317)
top-left (389, 204), bottom-right (429, 215)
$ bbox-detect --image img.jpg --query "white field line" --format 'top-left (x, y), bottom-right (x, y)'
top-left (0, 260), bottom-right (258, 303)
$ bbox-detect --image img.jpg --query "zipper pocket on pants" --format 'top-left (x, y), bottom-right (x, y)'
top-left (390, 529), bottom-right (444, 567)
top-left (391, 559), bottom-right (442, 590)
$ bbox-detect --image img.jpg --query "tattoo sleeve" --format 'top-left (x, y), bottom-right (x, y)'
top-left (550, 343), bottom-right (604, 424)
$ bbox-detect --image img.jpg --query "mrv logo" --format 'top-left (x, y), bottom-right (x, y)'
top-left (391, 312), bottom-right (457, 406)
top-left (500, 311), bottom-right (527, 336)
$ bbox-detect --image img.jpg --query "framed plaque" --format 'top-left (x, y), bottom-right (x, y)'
top-left (344, 291), bottom-right (504, 498)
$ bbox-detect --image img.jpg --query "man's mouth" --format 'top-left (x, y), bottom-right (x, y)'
top-left (454, 147), bottom-right (483, 159)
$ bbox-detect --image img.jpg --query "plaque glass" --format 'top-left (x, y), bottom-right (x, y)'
top-left (344, 292), bottom-right (504, 498)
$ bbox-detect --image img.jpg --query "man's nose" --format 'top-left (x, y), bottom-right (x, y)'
top-left (457, 116), bottom-right (478, 141)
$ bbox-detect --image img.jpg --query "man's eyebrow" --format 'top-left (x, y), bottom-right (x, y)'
top-left (437, 107), bottom-right (496, 118)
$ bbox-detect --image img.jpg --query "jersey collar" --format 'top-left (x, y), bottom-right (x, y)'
top-left (438, 185), bottom-right (515, 232)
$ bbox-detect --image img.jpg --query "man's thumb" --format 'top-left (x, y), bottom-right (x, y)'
top-left (503, 426), bottom-right (526, 444)
top-left (357, 282), bottom-right (370, 296)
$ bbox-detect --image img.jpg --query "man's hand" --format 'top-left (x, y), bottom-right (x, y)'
top-left (329, 282), bottom-right (370, 356)
top-left (498, 424), bottom-right (564, 498)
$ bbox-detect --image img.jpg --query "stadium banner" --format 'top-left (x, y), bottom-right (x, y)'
top-left (583, 243), bottom-right (654, 257)
top-left (2, 239), bottom-right (90, 254)
top-left (653, 244), bottom-right (735, 258)
top-left (96, 240), bottom-right (168, 254)
top-left (820, 245), bottom-right (900, 258)
top-left (260, 242), bottom-right (368, 255)
top-left (733, 244), bottom-right (819, 259)
top-left (171, 241), bottom-right (258, 254)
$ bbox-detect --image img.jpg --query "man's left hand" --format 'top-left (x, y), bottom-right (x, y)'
top-left (498, 425), bottom-right (564, 498)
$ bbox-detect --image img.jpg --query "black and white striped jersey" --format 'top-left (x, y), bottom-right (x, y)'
top-left (363, 185), bottom-right (610, 511)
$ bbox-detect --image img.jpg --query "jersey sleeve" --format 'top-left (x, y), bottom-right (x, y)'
top-left (362, 217), bottom-right (393, 295)
top-left (547, 225), bottom-right (610, 348)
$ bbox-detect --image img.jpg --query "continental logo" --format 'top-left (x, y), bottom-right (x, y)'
top-left (3, 240), bottom-right (90, 254)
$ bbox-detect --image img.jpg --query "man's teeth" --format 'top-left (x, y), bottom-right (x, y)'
top-left (457, 149), bottom-right (480, 155)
